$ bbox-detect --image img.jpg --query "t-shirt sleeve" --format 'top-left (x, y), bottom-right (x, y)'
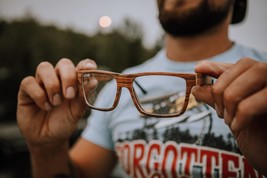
top-left (82, 110), bottom-right (114, 150)
top-left (81, 81), bottom-right (115, 151)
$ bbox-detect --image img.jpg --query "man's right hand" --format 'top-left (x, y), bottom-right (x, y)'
top-left (17, 58), bottom-right (97, 150)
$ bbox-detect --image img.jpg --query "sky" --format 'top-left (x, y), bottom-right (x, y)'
top-left (0, 0), bottom-right (162, 47)
top-left (0, 0), bottom-right (266, 50)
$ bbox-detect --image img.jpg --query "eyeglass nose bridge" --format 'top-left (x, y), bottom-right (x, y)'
top-left (114, 77), bottom-right (132, 105)
top-left (114, 76), bottom-right (146, 114)
top-left (116, 76), bottom-right (134, 88)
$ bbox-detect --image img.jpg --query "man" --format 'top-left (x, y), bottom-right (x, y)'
top-left (17, 0), bottom-right (267, 177)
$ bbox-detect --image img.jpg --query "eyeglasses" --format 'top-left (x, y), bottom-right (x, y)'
top-left (77, 70), bottom-right (212, 118)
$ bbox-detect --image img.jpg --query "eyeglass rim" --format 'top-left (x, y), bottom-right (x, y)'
top-left (77, 69), bottom-right (199, 80)
top-left (77, 69), bottom-right (212, 118)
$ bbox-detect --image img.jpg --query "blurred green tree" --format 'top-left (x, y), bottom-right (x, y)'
top-left (0, 17), bottom-right (162, 122)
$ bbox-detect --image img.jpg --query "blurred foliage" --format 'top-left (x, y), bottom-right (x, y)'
top-left (0, 17), bottom-right (162, 122)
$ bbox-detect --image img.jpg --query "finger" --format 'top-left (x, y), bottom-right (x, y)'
top-left (211, 58), bottom-right (257, 120)
top-left (223, 62), bottom-right (267, 125)
top-left (35, 61), bottom-right (62, 106)
top-left (76, 58), bottom-right (97, 71)
top-left (195, 60), bottom-right (233, 78)
top-left (76, 59), bottom-right (98, 98)
top-left (230, 87), bottom-right (267, 132)
top-left (195, 60), bottom-right (233, 117)
top-left (18, 76), bottom-right (52, 111)
top-left (55, 58), bottom-right (77, 99)
top-left (212, 58), bottom-right (256, 124)
top-left (191, 85), bottom-right (214, 108)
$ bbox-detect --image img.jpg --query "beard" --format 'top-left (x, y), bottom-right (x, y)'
top-left (158, 0), bottom-right (232, 37)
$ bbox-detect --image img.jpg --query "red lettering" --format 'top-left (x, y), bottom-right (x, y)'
top-left (133, 143), bottom-right (145, 177)
top-left (162, 143), bottom-right (178, 178)
top-left (181, 146), bottom-right (198, 176)
top-left (123, 143), bottom-right (131, 174)
top-left (221, 153), bottom-right (239, 178)
top-left (200, 149), bottom-right (219, 178)
top-left (116, 141), bottom-right (264, 178)
top-left (146, 142), bottom-right (161, 175)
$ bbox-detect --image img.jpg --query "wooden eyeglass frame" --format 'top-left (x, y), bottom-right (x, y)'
top-left (77, 70), bottom-right (213, 118)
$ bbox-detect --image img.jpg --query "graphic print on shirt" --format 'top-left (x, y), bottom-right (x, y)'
top-left (115, 92), bottom-right (264, 178)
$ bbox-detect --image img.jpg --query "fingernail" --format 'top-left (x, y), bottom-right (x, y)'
top-left (215, 104), bottom-right (223, 118)
top-left (44, 102), bottom-right (52, 111)
top-left (224, 109), bottom-right (230, 124)
top-left (66, 86), bottom-right (76, 99)
top-left (196, 60), bottom-right (207, 66)
top-left (86, 62), bottom-right (95, 68)
top-left (52, 93), bottom-right (62, 106)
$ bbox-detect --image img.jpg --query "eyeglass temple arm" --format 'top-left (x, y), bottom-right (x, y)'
top-left (134, 81), bottom-right (148, 95)
top-left (196, 73), bottom-right (213, 86)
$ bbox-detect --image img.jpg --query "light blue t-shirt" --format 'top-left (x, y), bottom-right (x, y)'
top-left (82, 43), bottom-right (267, 177)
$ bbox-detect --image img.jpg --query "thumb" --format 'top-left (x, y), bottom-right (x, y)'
top-left (195, 60), bottom-right (233, 78)
top-left (192, 85), bottom-right (214, 107)
top-left (192, 61), bottom-right (234, 108)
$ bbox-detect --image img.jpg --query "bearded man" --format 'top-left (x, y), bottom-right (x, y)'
top-left (17, 0), bottom-right (267, 177)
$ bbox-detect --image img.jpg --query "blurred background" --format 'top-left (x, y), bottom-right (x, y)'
top-left (0, 0), bottom-right (266, 177)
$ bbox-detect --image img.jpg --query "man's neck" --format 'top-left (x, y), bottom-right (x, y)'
top-left (165, 22), bottom-right (233, 62)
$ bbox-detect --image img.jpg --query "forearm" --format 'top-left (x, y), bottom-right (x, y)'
top-left (29, 143), bottom-right (77, 178)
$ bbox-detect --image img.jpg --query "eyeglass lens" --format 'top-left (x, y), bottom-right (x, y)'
top-left (82, 73), bottom-right (188, 116)
top-left (82, 73), bottom-right (117, 109)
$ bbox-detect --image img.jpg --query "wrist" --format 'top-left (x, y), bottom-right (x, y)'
top-left (28, 142), bottom-right (73, 178)
top-left (28, 141), bottom-right (69, 157)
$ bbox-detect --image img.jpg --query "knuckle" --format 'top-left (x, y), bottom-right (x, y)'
top-left (211, 84), bottom-right (222, 96)
top-left (253, 62), bottom-right (267, 72)
top-left (37, 61), bottom-right (53, 70)
top-left (237, 101), bottom-right (254, 118)
top-left (57, 58), bottom-right (73, 67)
top-left (236, 57), bottom-right (257, 68)
top-left (60, 74), bottom-right (76, 86)
top-left (45, 80), bottom-right (61, 93)
top-left (21, 78), bottom-right (48, 104)
top-left (55, 58), bottom-right (76, 74)
top-left (238, 57), bottom-right (253, 64)
top-left (20, 76), bottom-right (34, 86)
top-left (32, 90), bottom-right (47, 102)
top-left (239, 57), bottom-right (251, 61)
top-left (224, 89), bottom-right (237, 104)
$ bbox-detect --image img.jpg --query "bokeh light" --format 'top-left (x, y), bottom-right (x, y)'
top-left (99, 16), bottom-right (112, 28)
